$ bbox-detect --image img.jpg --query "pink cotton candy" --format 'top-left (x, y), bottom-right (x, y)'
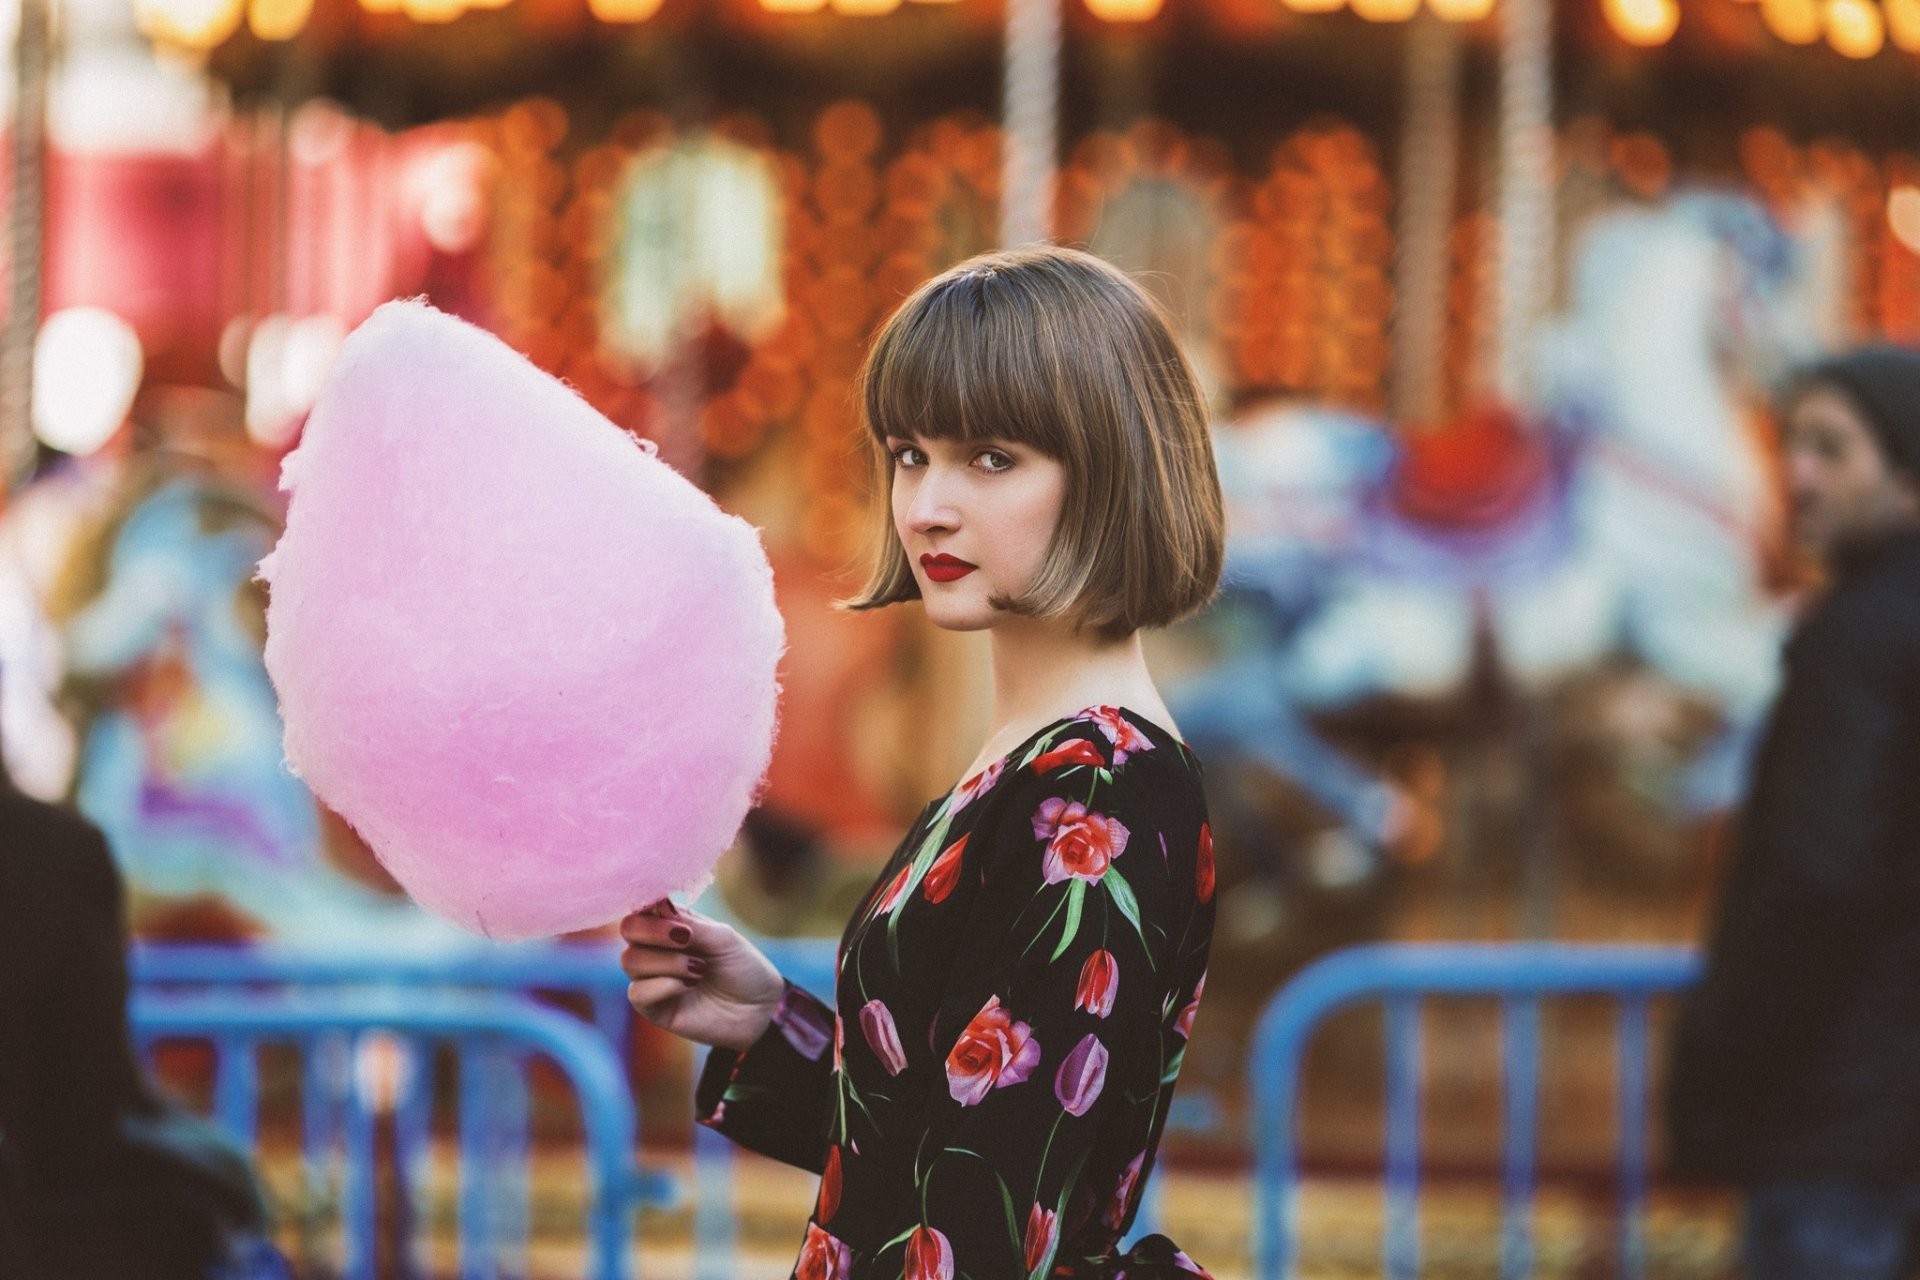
top-left (259, 300), bottom-right (783, 940)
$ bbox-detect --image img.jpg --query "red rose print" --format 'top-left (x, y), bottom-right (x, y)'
top-left (1023, 1202), bottom-right (1059, 1275)
top-left (923, 835), bottom-right (967, 904)
top-left (1175, 971), bottom-right (1206, 1039)
top-left (1102, 1152), bottom-right (1145, 1231)
top-left (819, 1145), bottom-right (842, 1223)
top-left (1087, 705), bottom-right (1154, 763)
top-left (1054, 1032), bottom-right (1109, 1117)
top-left (951, 758), bottom-right (1004, 812)
top-left (1030, 739), bottom-right (1105, 775)
top-left (1031, 798), bottom-right (1130, 885)
top-left (1196, 823), bottom-right (1215, 904)
top-left (860, 998), bottom-right (908, 1076)
top-left (1075, 949), bottom-right (1118, 1018)
top-left (945, 995), bottom-right (1042, 1106)
top-left (797, 1222), bottom-right (851, 1280)
top-left (905, 1225), bottom-right (954, 1280)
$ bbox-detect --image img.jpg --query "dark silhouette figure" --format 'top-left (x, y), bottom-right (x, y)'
top-left (1, 766), bottom-right (274, 1278)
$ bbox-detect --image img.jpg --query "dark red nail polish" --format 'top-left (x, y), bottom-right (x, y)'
top-left (670, 926), bottom-right (692, 946)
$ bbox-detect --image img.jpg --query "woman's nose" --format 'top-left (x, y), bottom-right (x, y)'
top-left (905, 469), bottom-right (960, 532)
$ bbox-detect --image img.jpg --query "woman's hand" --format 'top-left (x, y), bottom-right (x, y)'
top-left (619, 899), bottom-right (784, 1052)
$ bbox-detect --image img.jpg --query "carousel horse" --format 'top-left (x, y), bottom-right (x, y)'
top-left (1180, 188), bottom-right (1826, 900)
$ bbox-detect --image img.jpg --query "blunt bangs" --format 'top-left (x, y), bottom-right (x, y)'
top-left (861, 268), bottom-right (1077, 459)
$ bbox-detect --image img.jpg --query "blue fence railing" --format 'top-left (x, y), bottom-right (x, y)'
top-left (132, 937), bottom-right (838, 1280)
top-left (131, 987), bottom-right (665, 1280)
top-left (135, 939), bottom-right (1702, 1277)
top-left (1247, 943), bottom-right (1702, 1280)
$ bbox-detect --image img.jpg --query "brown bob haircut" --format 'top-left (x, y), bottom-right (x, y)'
top-left (840, 245), bottom-right (1225, 642)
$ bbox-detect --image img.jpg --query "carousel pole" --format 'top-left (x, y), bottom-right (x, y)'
top-left (1494, 0), bottom-right (1553, 408)
top-left (1391, 14), bottom-right (1463, 426)
top-left (1, 0), bottom-right (51, 496)
top-left (1001, 0), bottom-right (1062, 246)
top-left (1492, 0), bottom-right (1559, 944)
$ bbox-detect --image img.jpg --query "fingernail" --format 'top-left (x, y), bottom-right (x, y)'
top-left (688, 957), bottom-right (707, 977)
top-left (670, 926), bottom-right (692, 946)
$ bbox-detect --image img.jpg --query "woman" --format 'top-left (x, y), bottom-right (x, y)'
top-left (621, 246), bottom-right (1224, 1280)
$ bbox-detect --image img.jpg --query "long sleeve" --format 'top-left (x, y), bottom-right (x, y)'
top-left (822, 718), bottom-right (1213, 1280)
top-left (694, 978), bottom-right (838, 1173)
top-left (1685, 601), bottom-right (1908, 1080)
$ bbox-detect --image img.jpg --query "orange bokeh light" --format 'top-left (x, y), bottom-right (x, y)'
top-left (1429, 0), bottom-right (1496, 23)
top-left (1824, 0), bottom-right (1886, 55)
top-left (1889, 185), bottom-right (1920, 254)
top-left (1603, 0), bottom-right (1680, 43)
top-left (1761, 0), bottom-right (1824, 43)
top-left (589, 0), bottom-right (663, 18)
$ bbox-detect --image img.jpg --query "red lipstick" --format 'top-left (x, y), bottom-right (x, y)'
top-left (920, 553), bottom-right (976, 583)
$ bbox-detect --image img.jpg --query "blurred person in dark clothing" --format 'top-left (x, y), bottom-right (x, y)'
top-left (1669, 346), bottom-right (1920, 1280)
top-left (0, 715), bottom-right (280, 1279)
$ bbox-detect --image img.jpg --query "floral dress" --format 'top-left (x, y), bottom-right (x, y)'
top-left (694, 705), bottom-right (1216, 1280)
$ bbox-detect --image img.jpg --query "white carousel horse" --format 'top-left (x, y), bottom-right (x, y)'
top-left (1191, 188), bottom-right (1831, 824)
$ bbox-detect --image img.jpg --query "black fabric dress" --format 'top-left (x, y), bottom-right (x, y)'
top-left (695, 705), bottom-right (1216, 1280)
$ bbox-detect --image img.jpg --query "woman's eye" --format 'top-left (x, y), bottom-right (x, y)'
top-left (891, 446), bottom-right (925, 468)
top-left (975, 450), bottom-right (1014, 473)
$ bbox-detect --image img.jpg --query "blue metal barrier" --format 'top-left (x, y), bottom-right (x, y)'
top-left (132, 937), bottom-right (839, 1279)
top-left (132, 939), bottom-right (839, 1043)
top-left (1248, 943), bottom-right (1701, 1280)
top-left (131, 988), bottom-right (665, 1280)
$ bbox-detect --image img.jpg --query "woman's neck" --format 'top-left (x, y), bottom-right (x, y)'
top-left (962, 619), bottom-right (1170, 776)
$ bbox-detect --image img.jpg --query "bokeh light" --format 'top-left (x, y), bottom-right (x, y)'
top-left (246, 0), bottom-right (313, 41)
top-left (1824, 0), bottom-right (1886, 55)
top-left (1886, 0), bottom-right (1920, 47)
top-left (1429, 0), bottom-right (1497, 23)
top-left (32, 308), bottom-right (143, 456)
top-left (1353, 0), bottom-right (1421, 23)
top-left (134, 0), bottom-right (243, 49)
top-left (1761, 0), bottom-right (1823, 43)
top-left (588, 0), bottom-right (664, 20)
top-left (1604, 0), bottom-right (1680, 44)
top-left (1888, 185), bottom-right (1920, 255)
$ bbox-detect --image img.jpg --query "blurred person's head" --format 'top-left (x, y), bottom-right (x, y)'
top-left (841, 245), bottom-right (1224, 644)
top-left (1781, 346), bottom-right (1920, 563)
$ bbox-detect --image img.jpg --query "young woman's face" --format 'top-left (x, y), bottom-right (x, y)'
top-left (886, 433), bottom-right (1067, 632)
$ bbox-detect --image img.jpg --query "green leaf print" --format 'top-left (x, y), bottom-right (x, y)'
top-left (1162, 1044), bottom-right (1187, 1085)
top-left (1104, 867), bottom-right (1144, 943)
top-left (887, 810), bottom-right (956, 969)
top-left (1050, 880), bottom-right (1087, 962)
top-left (1022, 891), bottom-right (1073, 958)
top-left (1015, 724), bottom-right (1074, 770)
